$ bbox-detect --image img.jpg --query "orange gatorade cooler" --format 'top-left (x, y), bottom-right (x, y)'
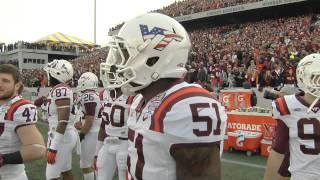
top-left (228, 130), bottom-right (262, 153)
top-left (260, 139), bottom-right (272, 157)
top-left (228, 131), bottom-right (246, 151)
top-left (219, 89), bottom-right (253, 111)
top-left (244, 131), bottom-right (262, 151)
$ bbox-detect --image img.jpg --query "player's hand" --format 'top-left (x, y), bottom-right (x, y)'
top-left (0, 153), bottom-right (4, 167)
top-left (74, 121), bottom-right (82, 130)
top-left (92, 156), bottom-right (98, 170)
top-left (47, 148), bottom-right (57, 164)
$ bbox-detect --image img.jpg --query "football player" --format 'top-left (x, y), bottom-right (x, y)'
top-left (94, 87), bottom-right (132, 180)
top-left (100, 13), bottom-right (227, 180)
top-left (0, 64), bottom-right (46, 180)
top-left (77, 72), bottom-right (101, 180)
top-left (44, 59), bottom-right (78, 180)
top-left (264, 53), bottom-right (320, 180)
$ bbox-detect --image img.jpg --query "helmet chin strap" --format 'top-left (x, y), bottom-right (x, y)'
top-left (46, 72), bottom-right (51, 86)
top-left (112, 88), bottom-right (117, 100)
top-left (307, 97), bottom-right (320, 113)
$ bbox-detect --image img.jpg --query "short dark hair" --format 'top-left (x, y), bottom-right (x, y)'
top-left (0, 64), bottom-right (21, 83)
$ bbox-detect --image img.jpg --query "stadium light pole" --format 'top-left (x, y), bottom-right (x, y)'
top-left (94, 0), bottom-right (96, 44)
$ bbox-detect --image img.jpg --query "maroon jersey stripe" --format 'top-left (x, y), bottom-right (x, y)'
top-left (150, 87), bottom-right (213, 133)
top-left (5, 99), bottom-right (31, 121)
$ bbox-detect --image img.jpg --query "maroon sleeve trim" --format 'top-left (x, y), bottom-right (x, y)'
top-left (84, 102), bottom-right (97, 116)
top-left (169, 142), bottom-right (220, 157)
top-left (271, 120), bottom-right (289, 154)
top-left (55, 98), bottom-right (70, 104)
top-left (278, 151), bottom-right (291, 177)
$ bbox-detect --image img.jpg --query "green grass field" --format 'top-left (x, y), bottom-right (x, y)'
top-left (25, 122), bottom-right (267, 180)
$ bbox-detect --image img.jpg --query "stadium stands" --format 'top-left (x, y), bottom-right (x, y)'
top-left (8, 0), bottom-right (320, 89)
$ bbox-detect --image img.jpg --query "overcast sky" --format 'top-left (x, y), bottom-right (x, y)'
top-left (0, 0), bottom-right (180, 45)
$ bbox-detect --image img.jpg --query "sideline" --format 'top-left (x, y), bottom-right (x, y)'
top-left (222, 158), bottom-right (266, 169)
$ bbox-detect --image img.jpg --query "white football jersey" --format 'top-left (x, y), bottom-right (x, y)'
top-left (79, 90), bottom-right (102, 133)
top-left (0, 95), bottom-right (38, 177)
top-left (47, 84), bottom-right (75, 131)
top-left (127, 82), bottom-right (227, 180)
top-left (272, 94), bottom-right (320, 179)
top-left (101, 90), bottom-right (132, 139)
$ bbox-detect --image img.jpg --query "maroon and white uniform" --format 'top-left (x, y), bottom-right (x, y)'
top-left (0, 96), bottom-right (37, 180)
top-left (272, 94), bottom-right (320, 180)
top-left (46, 84), bottom-right (78, 179)
top-left (79, 90), bottom-right (101, 168)
top-left (127, 82), bottom-right (227, 180)
top-left (96, 89), bottom-right (132, 180)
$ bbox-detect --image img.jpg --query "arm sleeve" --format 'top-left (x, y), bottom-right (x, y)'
top-left (271, 101), bottom-right (289, 154)
top-left (81, 92), bottom-right (99, 116)
top-left (163, 96), bottom-right (227, 144)
top-left (278, 150), bottom-right (291, 177)
top-left (52, 86), bottom-right (72, 102)
top-left (84, 102), bottom-right (97, 116)
top-left (14, 104), bottom-right (38, 132)
top-left (271, 120), bottom-right (289, 154)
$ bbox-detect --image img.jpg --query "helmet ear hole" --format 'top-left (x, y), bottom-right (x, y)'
top-left (129, 82), bottom-right (142, 87)
top-left (146, 57), bottom-right (159, 67)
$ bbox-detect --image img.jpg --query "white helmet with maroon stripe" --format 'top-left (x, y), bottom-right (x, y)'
top-left (296, 53), bottom-right (320, 98)
top-left (100, 13), bottom-right (191, 95)
top-left (44, 59), bottom-right (74, 85)
top-left (77, 72), bottom-right (99, 92)
top-left (296, 53), bottom-right (320, 112)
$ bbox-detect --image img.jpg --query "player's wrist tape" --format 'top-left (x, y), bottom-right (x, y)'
top-left (58, 120), bottom-right (69, 123)
top-left (95, 141), bottom-right (104, 156)
top-left (56, 106), bottom-right (70, 109)
top-left (50, 132), bottom-right (64, 150)
top-left (2, 151), bottom-right (23, 165)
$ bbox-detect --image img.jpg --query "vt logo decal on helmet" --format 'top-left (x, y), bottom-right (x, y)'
top-left (140, 24), bottom-right (183, 51)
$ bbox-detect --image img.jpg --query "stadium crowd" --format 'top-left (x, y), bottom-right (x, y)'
top-left (22, 48), bottom-right (108, 87)
top-left (109, 0), bottom-right (263, 31)
top-left (4, 0), bottom-right (318, 91)
top-left (185, 14), bottom-right (320, 91)
top-left (21, 14), bottom-right (320, 90)
top-left (155, 0), bottom-right (263, 17)
top-left (0, 41), bottom-right (93, 53)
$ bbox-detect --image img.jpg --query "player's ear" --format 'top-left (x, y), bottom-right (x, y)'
top-left (15, 81), bottom-right (24, 95)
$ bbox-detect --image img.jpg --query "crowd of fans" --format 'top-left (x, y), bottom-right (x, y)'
top-left (70, 47), bottom-right (108, 86)
top-left (185, 14), bottom-right (320, 91)
top-left (155, 0), bottom-right (263, 17)
top-left (20, 14), bottom-right (320, 92)
top-left (109, 0), bottom-right (263, 32)
top-left (9, 0), bottom-right (319, 91)
top-left (0, 41), bottom-right (94, 53)
top-left (21, 48), bottom-right (108, 87)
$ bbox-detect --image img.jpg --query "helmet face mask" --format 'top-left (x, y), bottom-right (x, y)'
top-left (44, 59), bottom-right (74, 86)
top-left (100, 13), bottom-right (191, 95)
top-left (77, 72), bottom-right (99, 92)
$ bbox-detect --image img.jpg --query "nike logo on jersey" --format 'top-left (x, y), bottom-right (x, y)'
top-left (311, 107), bottom-right (320, 113)
top-left (142, 115), bottom-right (148, 121)
top-left (142, 111), bottom-right (152, 121)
